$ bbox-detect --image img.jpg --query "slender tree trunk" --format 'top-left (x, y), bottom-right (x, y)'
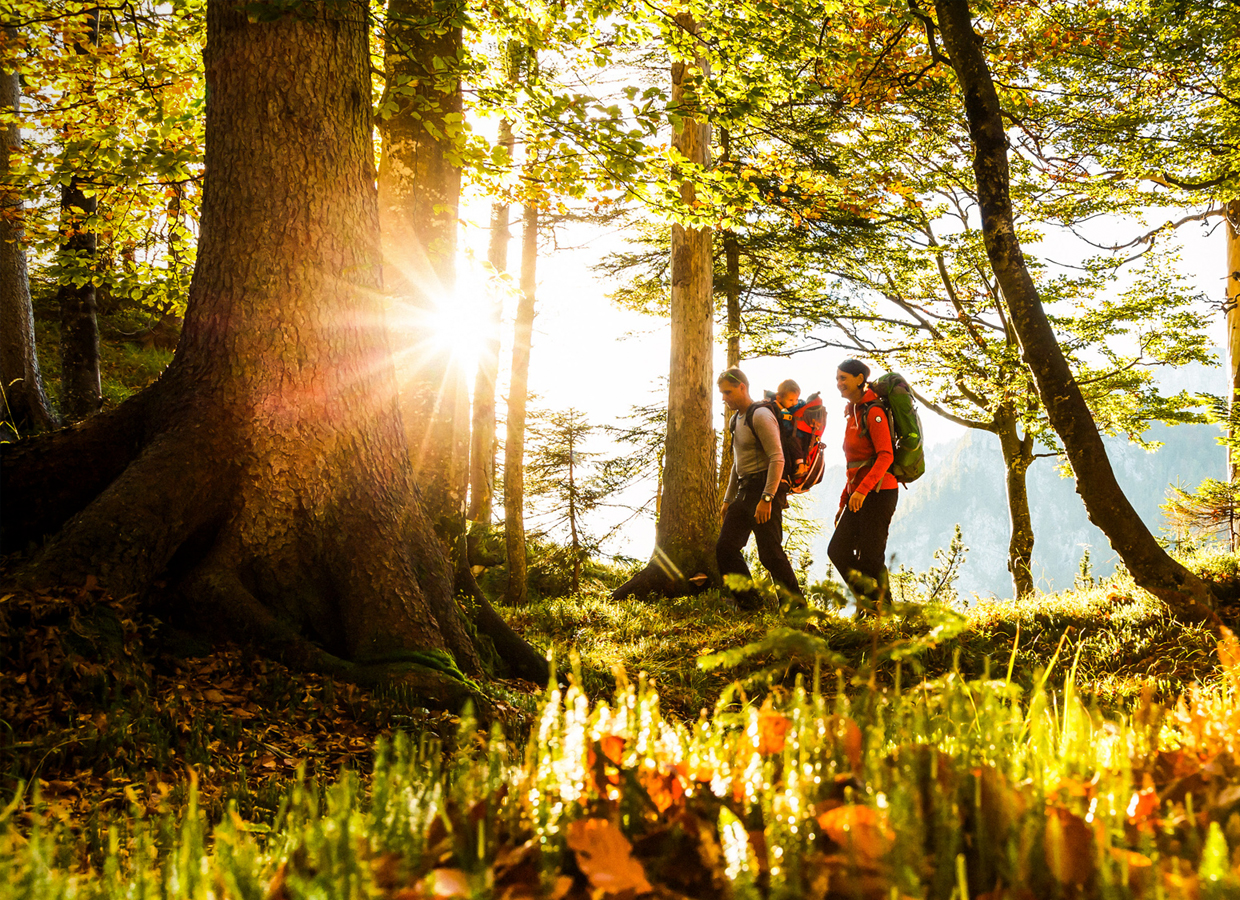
top-left (1220, 200), bottom-right (1240, 540)
top-left (937, 0), bottom-right (1215, 619)
top-left (0, 29), bottom-right (56, 434)
top-left (994, 408), bottom-right (1035, 598)
top-left (504, 200), bottom-right (538, 605)
top-left (56, 8), bottom-right (102, 421)
top-left (568, 431), bottom-right (580, 594)
top-left (1, 0), bottom-right (549, 709)
top-left (718, 227), bottom-right (741, 495)
top-left (1226, 199), bottom-right (1240, 550)
top-left (378, 0), bottom-right (470, 535)
top-left (469, 113), bottom-right (514, 547)
top-left (614, 13), bottom-right (718, 599)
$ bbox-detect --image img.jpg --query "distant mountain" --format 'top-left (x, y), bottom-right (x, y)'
top-left (804, 422), bottom-right (1225, 600)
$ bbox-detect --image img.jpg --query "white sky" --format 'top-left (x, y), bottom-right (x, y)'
top-left (453, 191), bottom-right (1232, 567)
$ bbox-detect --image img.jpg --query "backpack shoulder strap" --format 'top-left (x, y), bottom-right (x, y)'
top-left (740, 400), bottom-right (776, 455)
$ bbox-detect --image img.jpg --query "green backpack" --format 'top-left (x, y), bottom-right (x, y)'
top-left (857, 372), bottom-right (925, 483)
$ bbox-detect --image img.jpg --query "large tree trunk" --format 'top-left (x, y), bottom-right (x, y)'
top-left (717, 227), bottom-right (741, 496)
top-left (0, 29), bottom-right (56, 435)
top-left (614, 13), bottom-right (719, 600)
top-left (378, 0), bottom-right (470, 535)
top-left (994, 407), bottom-right (1035, 598)
top-left (2, 0), bottom-right (541, 708)
top-left (56, 8), bottom-right (102, 421)
top-left (936, 0), bottom-right (1215, 619)
top-left (504, 200), bottom-right (538, 606)
top-left (468, 113), bottom-right (514, 548)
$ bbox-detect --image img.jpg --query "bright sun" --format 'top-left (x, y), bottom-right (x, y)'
top-left (387, 257), bottom-right (500, 382)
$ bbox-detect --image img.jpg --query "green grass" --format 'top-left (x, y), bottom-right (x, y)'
top-left (5, 535), bottom-right (1239, 897)
top-left (500, 570), bottom-right (1222, 718)
top-left (4, 627), bottom-right (1240, 899)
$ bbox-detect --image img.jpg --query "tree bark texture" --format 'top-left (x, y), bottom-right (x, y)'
top-left (936, 0), bottom-right (1216, 619)
top-left (56, 8), bottom-right (102, 422)
top-left (1226, 199), bottom-right (1240, 498)
top-left (378, 0), bottom-right (470, 535)
top-left (0, 31), bottom-right (56, 434)
top-left (994, 407), bottom-right (1034, 598)
top-left (469, 115), bottom-right (514, 536)
top-left (0, 0), bottom-right (547, 706)
top-left (504, 200), bottom-right (538, 606)
top-left (717, 228), bottom-right (741, 496)
top-left (614, 13), bottom-right (719, 599)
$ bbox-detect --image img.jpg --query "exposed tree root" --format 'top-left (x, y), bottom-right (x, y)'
top-left (455, 559), bottom-right (551, 685)
top-left (612, 559), bottom-right (709, 601)
top-left (179, 559), bottom-right (496, 719)
top-left (5, 396), bottom-right (542, 715)
top-left (1, 384), bottom-right (159, 551)
top-left (20, 423), bottom-right (231, 596)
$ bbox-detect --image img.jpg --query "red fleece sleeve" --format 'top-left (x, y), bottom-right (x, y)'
top-left (856, 405), bottom-right (894, 495)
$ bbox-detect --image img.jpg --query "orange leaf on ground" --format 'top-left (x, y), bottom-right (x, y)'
top-left (1126, 787), bottom-right (1158, 826)
top-left (828, 715), bottom-right (863, 771)
top-left (816, 805), bottom-right (893, 865)
top-left (566, 817), bottom-right (653, 898)
top-left (757, 702), bottom-right (790, 755)
top-left (1109, 844), bottom-right (1155, 894)
top-left (639, 765), bottom-right (684, 813)
top-left (1045, 807), bottom-right (1093, 886)
top-left (599, 734), bottom-right (626, 765)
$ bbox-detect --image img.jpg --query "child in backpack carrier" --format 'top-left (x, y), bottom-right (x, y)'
top-left (773, 379), bottom-right (811, 479)
top-left (764, 379), bottom-right (827, 494)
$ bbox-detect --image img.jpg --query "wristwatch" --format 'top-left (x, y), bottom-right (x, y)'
top-left (761, 492), bottom-right (773, 503)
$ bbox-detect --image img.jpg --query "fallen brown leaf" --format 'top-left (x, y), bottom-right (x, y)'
top-left (566, 817), bottom-right (653, 899)
top-left (1044, 806), bottom-right (1093, 886)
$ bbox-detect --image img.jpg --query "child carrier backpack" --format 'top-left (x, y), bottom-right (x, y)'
top-left (857, 372), bottom-right (925, 483)
top-left (732, 392), bottom-right (827, 494)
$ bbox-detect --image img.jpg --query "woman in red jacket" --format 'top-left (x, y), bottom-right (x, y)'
top-left (827, 359), bottom-right (898, 612)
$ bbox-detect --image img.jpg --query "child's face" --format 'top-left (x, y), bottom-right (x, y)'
top-left (776, 390), bottom-right (800, 409)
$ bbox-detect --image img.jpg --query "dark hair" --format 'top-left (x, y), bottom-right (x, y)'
top-left (717, 367), bottom-right (749, 387)
top-left (837, 358), bottom-right (870, 380)
top-left (776, 379), bottom-right (800, 395)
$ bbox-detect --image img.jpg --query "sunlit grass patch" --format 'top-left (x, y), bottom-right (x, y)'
top-left (7, 630), bottom-right (1240, 899)
top-left (507, 571), bottom-right (1224, 717)
top-left (497, 588), bottom-right (782, 716)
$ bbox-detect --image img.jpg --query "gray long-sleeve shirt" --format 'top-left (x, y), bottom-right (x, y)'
top-left (723, 404), bottom-right (784, 504)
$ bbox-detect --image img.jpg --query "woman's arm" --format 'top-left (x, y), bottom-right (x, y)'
top-left (855, 405), bottom-right (894, 494)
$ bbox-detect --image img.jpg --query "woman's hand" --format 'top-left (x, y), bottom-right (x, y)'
top-left (848, 490), bottom-right (866, 512)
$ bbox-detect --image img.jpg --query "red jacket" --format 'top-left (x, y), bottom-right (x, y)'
top-left (841, 389), bottom-right (897, 508)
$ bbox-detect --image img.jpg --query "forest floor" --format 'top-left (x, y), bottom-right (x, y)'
top-left (3, 551), bottom-right (1240, 897)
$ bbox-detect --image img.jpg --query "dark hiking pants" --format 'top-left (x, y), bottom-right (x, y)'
top-left (828, 487), bottom-right (898, 606)
top-left (716, 479), bottom-right (803, 609)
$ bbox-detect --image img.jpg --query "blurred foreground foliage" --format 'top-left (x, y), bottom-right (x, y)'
top-left (4, 624), bottom-right (1240, 898)
top-left (4, 550), bottom-right (1240, 898)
